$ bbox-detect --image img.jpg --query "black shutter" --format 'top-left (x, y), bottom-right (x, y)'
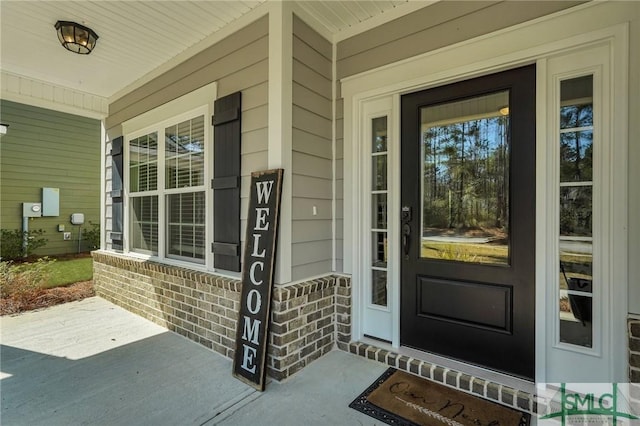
top-left (212, 92), bottom-right (242, 271)
top-left (111, 136), bottom-right (124, 250)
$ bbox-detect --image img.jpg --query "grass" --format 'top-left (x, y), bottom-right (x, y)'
top-left (44, 257), bottom-right (93, 288)
top-left (1, 255), bottom-right (95, 315)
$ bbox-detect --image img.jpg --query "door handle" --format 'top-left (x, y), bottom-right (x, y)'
top-left (402, 223), bottom-right (411, 260)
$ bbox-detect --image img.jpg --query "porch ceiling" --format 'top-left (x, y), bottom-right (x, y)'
top-left (0, 0), bottom-right (415, 103)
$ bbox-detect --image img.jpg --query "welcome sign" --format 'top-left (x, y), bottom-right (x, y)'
top-left (232, 169), bottom-right (283, 391)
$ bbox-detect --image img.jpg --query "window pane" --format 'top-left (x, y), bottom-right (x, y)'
top-left (558, 74), bottom-right (594, 349)
top-left (372, 193), bottom-right (387, 229)
top-left (560, 294), bottom-right (592, 347)
top-left (372, 155), bottom-right (387, 191)
top-left (560, 75), bottom-right (593, 129)
top-left (372, 116), bottom-right (387, 153)
top-left (560, 186), bottom-right (592, 237)
top-left (420, 90), bottom-right (510, 265)
top-left (165, 116), bottom-right (205, 189)
top-left (129, 133), bottom-right (158, 192)
top-left (371, 231), bottom-right (387, 268)
top-left (131, 196), bottom-right (158, 254)
top-left (560, 104), bottom-right (593, 129)
top-left (560, 131), bottom-right (592, 182)
top-left (167, 192), bottom-right (205, 262)
top-left (371, 269), bottom-right (387, 307)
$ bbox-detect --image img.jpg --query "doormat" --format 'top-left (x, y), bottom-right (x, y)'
top-left (349, 368), bottom-right (529, 426)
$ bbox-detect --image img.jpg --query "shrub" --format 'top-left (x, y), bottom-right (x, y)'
top-left (83, 222), bottom-right (101, 250)
top-left (0, 257), bottom-right (55, 299)
top-left (0, 229), bottom-right (48, 261)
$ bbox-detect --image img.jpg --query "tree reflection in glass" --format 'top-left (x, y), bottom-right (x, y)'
top-left (420, 90), bottom-right (510, 265)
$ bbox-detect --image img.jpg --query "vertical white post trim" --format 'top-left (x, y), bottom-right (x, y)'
top-left (99, 122), bottom-right (107, 250)
top-left (390, 93), bottom-right (401, 348)
top-left (534, 58), bottom-right (548, 386)
top-left (268, 2), bottom-right (293, 284)
top-left (332, 42), bottom-right (337, 272)
top-left (611, 22), bottom-right (629, 381)
top-left (345, 95), bottom-right (359, 338)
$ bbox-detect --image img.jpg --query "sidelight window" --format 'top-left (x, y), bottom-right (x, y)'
top-left (371, 116), bottom-right (388, 307)
top-left (558, 75), bottom-right (594, 348)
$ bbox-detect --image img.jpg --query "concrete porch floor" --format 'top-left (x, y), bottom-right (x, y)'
top-left (0, 297), bottom-right (386, 426)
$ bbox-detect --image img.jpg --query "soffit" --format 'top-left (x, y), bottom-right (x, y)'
top-left (0, 0), bottom-right (419, 103)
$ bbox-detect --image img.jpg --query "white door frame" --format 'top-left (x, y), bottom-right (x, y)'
top-left (342, 2), bottom-right (628, 384)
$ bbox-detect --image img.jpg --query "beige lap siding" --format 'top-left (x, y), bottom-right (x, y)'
top-left (92, 251), bottom-right (351, 381)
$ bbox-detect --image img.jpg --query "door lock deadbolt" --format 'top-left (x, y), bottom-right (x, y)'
top-left (401, 205), bottom-right (412, 222)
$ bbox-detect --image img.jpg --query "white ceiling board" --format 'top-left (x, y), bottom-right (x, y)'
top-left (0, 0), bottom-right (425, 103)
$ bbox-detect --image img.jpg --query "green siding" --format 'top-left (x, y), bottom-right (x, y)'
top-left (0, 100), bottom-right (101, 256)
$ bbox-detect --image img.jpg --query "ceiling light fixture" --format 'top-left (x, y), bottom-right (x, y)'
top-left (54, 21), bottom-right (99, 55)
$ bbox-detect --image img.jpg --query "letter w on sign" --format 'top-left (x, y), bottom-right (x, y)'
top-left (232, 169), bottom-right (283, 391)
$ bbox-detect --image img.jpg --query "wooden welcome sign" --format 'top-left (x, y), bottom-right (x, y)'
top-left (232, 169), bottom-right (283, 391)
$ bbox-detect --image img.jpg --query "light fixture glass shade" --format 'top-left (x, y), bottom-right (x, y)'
top-left (55, 21), bottom-right (98, 54)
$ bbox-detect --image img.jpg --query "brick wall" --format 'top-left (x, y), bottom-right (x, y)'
top-left (630, 319), bottom-right (640, 382)
top-left (92, 251), bottom-right (351, 381)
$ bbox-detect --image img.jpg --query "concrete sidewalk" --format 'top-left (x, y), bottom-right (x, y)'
top-left (0, 297), bottom-right (386, 426)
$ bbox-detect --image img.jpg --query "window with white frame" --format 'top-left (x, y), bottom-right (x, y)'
top-left (127, 111), bottom-right (207, 264)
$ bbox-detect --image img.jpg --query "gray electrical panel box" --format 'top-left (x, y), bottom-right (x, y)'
top-left (23, 203), bottom-right (42, 218)
top-left (42, 187), bottom-right (60, 216)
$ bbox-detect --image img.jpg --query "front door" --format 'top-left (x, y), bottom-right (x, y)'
top-left (400, 65), bottom-right (536, 380)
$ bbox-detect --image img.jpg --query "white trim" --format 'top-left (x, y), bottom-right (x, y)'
top-left (390, 93), bottom-right (401, 348)
top-left (268, 1), bottom-right (293, 285)
top-left (99, 122), bottom-right (107, 251)
top-left (1, 70), bottom-right (108, 119)
top-left (343, 3), bottom-right (629, 384)
top-left (341, 2), bottom-right (629, 98)
top-left (539, 39), bottom-right (628, 382)
top-left (122, 82), bottom-right (217, 135)
top-left (534, 57), bottom-right (549, 386)
top-left (360, 98), bottom-right (394, 341)
top-left (332, 42), bottom-right (337, 272)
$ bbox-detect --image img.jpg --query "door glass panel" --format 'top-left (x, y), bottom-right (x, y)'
top-left (560, 131), bottom-right (593, 182)
top-left (372, 156), bottom-right (387, 191)
top-left (372, 117), bottom-right (387, 152)
top-left (371, 269), bottom-right (387, 307)
top-left (559, 186), bottom-right (592, 236)
top-left (370, 116), bottom-right (388, 307)
top-left (420, 90), bottom-right (510, 265)
top-left (372, 193), bottom-right (387, 229)
top-left (558, 75), bottom-right (594, 348)
top-left (372, 231), bottom-right (387, 268)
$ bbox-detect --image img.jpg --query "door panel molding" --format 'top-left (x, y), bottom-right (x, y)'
top-left (417, 276), bottom-right (512, 333)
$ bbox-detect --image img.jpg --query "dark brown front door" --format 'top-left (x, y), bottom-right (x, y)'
top-left (400, 65), bottom-right (536, 380)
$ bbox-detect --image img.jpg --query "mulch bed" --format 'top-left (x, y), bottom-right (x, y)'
top-left (0, 280), bottom-right (95, 316)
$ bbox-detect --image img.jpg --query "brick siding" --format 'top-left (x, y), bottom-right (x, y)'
top-left (342, 341), bottom-right (538, 414)
top-left (630, 319), bottom-right (640, 382)
top-left (92, 251), bottom-right (351, 381)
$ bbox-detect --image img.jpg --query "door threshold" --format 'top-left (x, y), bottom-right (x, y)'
top-left (397, 345), bottom-right (535, 395)
top-left (345, 337), bottom-right (537, 414)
